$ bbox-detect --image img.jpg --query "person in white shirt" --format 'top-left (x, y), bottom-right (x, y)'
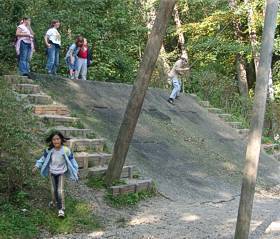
top-left (167, 55), bottom-right (189, 104)
top-left (45, 20), bottom-right (61, 75)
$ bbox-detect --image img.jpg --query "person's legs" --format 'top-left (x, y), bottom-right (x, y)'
top-left (53, 46), bottom-right (60, 74)
top-left (75, 58), bottom-right (83, 80)
top-left (80, 59), bottom-right (88, 80)
top-left (176, 79), bottom-right (182, 98)
top-left (19, 41), bottom-right (30, 75)
top-left (169, 78), bottom-right (180, 100)
top-left (46, 45), bottom-right (55, 74)
top-left (56, 174), bottom-right (65, 211)
top-left (50, 174), bottom-right (58, 206)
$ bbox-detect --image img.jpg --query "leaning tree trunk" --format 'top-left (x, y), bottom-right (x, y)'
top-left (173, 3), bottom-right (190, 93)
top-left (228, 0), bottom-right (249, 97)
top-left (234, 0), bottom-right (278, 238)
top-left (105, 0), bottom-right (177, 185)
top-left (146, 0), bottom-right (170, 88)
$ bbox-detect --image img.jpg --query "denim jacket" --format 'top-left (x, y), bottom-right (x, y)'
top-left (35, 146), bottom-right (79, 181)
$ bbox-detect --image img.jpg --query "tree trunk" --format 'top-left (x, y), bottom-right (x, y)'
top-left (245, 0), bottom-right (275, 101)
top-left (157, 45), bottom-right (170, 88)
top-left (234, 1), bottom-right (278, 238)
top-left (105, 0), bottom-right (177, 185)
top-left (146, 0), bottom-right (170, 88)
top-left (228, 0), bottom-right (249, 97)
top-left (173, 3), bottom-right (190, 93)
top-left (236, 53), bottom-right (249, 97)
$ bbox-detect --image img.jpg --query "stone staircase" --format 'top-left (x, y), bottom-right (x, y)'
top-left (4, 75), bottom-right (153, 196)
top-left (190, 94), bottom-right (250, 138)
top-left (190, 93), bottom-right (279, 160)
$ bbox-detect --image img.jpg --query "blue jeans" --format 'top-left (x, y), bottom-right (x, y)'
top-left (169, 77), bottom-right (182, 99)
top-left (46, 44), bottom-right (60, 74)
top-left (19, 41), bottom-right (31, 75)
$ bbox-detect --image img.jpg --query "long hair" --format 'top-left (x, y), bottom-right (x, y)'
top-left (46, 130), bottom-right (69, 149)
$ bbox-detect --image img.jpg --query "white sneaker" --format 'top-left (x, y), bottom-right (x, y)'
top-left (58, 209), bottom-right (65, 218)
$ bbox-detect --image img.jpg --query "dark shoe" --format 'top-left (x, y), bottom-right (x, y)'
top-left (168, 98), bottom-right (174, 104)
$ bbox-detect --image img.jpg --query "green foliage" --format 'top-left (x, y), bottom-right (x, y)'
top-left (0, 78), bottom-right (40, 198)
top-left (0, 196), bottom-right (100, 239)
top-left (105, 190), bottom-right (156, 208)
top-left (0, 0), bottom-right (147, 82)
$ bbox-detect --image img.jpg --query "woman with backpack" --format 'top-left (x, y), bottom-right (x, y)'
top-left (45, 20), bottom-right (61, 75)
top-left (65, 36), bottom-right (84, 80)
top-left (15, 17), bottom-right (35, 77)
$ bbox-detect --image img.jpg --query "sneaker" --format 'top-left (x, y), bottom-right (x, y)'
top-left (58, 209), bottom-right (65, 218)
top-left (167, 98), bottom-right (174, 104)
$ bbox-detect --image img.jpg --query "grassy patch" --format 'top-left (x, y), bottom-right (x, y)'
top-left (86, 177), bottom-right (126, 190)
top-left (0, 183), bottom-right (101, 239)
top-left (105, 190), bottom-right (156, 208)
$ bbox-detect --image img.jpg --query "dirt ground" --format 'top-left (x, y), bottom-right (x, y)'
top-left (35, 75), bottom-right (280, 239)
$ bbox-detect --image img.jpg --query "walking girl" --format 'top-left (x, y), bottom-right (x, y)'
top-left (45, 20), bottom-right (61, 75)
top-left (33, 131), bottom-right (79, 218)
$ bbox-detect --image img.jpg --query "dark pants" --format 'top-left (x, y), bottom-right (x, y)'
top-left (50, 174), bottom-right (65, 210)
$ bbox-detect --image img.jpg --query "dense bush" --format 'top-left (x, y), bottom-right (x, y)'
top-left (0, 78), bottom-right (39, 199)
top-left (0, 0), bottom-right (147, 82)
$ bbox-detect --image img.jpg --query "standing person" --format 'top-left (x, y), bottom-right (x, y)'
top-left (167, 55), bottom-right (189, 104)
top-left (45, 20), bottom-right (61, 75)
top-left (65, 36), bottom-right (84, 80)
top-left (75, 38), bottom-right (93, 80)
top-left (15, 17), bottom-right (35, 77)
top-left (32, 131), bottom-right (79, 218)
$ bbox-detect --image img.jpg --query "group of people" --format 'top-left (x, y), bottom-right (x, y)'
top-left (16, 17), bottom-right (189, 219)
top-left (15, 17), bottom-right (93, 80)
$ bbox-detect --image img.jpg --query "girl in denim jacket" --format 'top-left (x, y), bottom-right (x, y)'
top-left (33, 131), bottom-right (78, 217)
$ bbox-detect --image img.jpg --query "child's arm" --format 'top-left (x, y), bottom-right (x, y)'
top-left (68, 150), bottom-right (79, 172)
top-left (33, 149), bottom-right (48, 172)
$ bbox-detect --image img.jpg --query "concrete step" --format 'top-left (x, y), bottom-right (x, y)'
top-left (87, 165), bottom-right (134, 179)
top-left (19, 93), bottom-right (53, 105)
top-left (13, 84), bottom-right (40, 94)
top-left (228, 122), bottom-right (243, 129)
top-left (237, 129), bottom-right (250, 136)
top-left (38, 114), bottom-right (79, 126)
top-left (54, 126), bottom-right (92, 138)
top-left (207, 108), bottom-right (223, 114)
top-left (262, 144), bottom-right (280, 151)
top-left (189, 93), bottom-right (198, 100)
top-left (110, 179), bottom-right (153, 196)
top-left (199, 101), bottom-right (210, 107)
top-left (75, 152), bottom-right (112, 168)
top-left (218, 113), bottom-right (232, 121)
top-left (32, 104), bottom-right (70, 116)
top-left (274, 151), bottom-right (280, 160)
top-left (66, 138), bottom-right (106, 152)
top-left (4, 75), bottom-right (34, 84)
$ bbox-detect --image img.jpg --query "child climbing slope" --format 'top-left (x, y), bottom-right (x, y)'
top-left (32, 131), bottom-right (79, 218)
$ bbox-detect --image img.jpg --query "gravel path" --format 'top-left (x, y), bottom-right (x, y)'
top-left (37, 77), bottom-right (280, 239)
top-left (45, 181), bottom-right (280, 239)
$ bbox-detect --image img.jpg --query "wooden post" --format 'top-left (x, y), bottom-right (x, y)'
top-left (105, 0), bottom-right (177, 185)
top-left (234, 0), bottom-right (278, 238)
